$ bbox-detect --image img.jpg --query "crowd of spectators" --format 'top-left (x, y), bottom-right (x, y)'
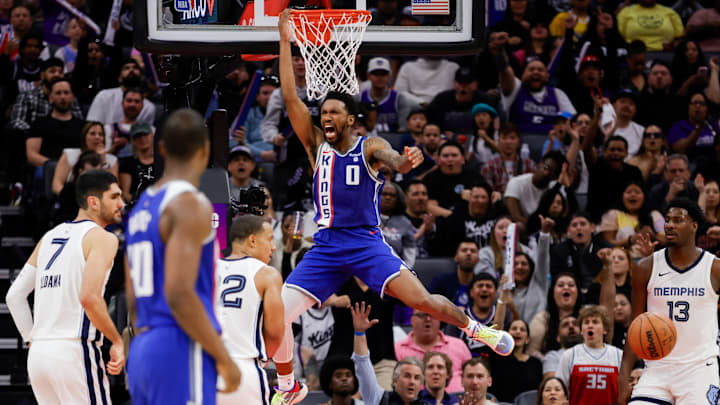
top-left (2, 0), bottom-right (720, 404)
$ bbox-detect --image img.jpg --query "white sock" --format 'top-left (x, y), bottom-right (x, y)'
top-left (462, 318), bottom-right (480, 335)
top-left (278, 373), bottom-right (295, 391)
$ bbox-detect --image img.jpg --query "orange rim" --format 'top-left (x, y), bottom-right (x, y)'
top-left (290, 9), bottom-right (371, 46)
top-left (290, 9), bottom-right (372, 24)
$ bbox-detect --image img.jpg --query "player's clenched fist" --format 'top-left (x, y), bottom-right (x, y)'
top-left (404, 146), bottom-right (424, 168)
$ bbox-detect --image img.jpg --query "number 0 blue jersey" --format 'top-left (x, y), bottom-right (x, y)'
top-left (313, 137), bottom-right (385, 228)
top-left (126, 180), bottom-right (219, 332)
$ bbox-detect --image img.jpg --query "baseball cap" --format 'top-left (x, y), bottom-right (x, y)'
top-left (455, 67), bottom-right (475, 84)
top-left (229, 145), bottom-right (254, 159)
top-left (613, 88), bottom-right (638, 103)
top-left (556, 111), bottom-right (574, 120)
top-left (577, 54), bottom-right (603, 72)
top-left (367, 57), bottom-right (391, 74)
top-left (130, 121), bottom-right (153, 138)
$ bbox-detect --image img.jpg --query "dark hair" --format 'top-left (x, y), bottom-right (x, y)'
top-left (568, 211), bottom-right (593, 224)
top-left (438, 140), bottom-right (465, 156)
top-left (322, 91), bottom-right (357, 116)
top-left (471, 272), bottom-right (498, 290)
top-left (627, 40), bottom-right (647, 56)
top-left (229, 215), bottom-right (267, 243)
top-left (20, 31), bottom-right (43, 50)
top-left (618, 179), bottom-right (653, 228)
top-left (527, 183), bottom-right (577, 238)
top-left (461, 357), bottom-right (491, 377)
top-left (670, 40), bottom-right (706, 93)
top-left (535, 377), bottom-right (568, 405)
top-left (543, 272), bottom-right (581, 352)
top-left (407, 109), bottom-right (427, 121)
top-left (49, 78), bottom-right (72, 93)
top-left (75, 169), bottom-right (118, 209)
top-left (72, 151), bottom-right (104, 180)
top-left (319, 356), bottom-right (359, 397)
top-left (635, 125), bottom-right (666, 156)
top-left (80, 121), bottom-right (105, 152)
top-left (422, 122), bottom-right (443, 133)
top-left (382, 182), bottom-right (406, 216)
top-left (649, 60), bottom-right (671, 72)
top-left (123, 87), bottom-right (144, 100)
top-left (498, 122), bottom-right (520, 137)
top-left (666, 197), bottom-right (707, 231)
top-left (514, 252), bottom-right (535, 282)
top-left (540, 150), bottom-right (567, 176)
top-left (457, 238), bottom-right (480, 252)
top-left (404, 179), bottom-right (427, 193)
top-left (605, 135), bottom-right (628, 150)
top-left (159, 108), bottom-right (208, 160)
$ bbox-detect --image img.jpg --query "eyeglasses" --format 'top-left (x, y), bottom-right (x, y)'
top-left (643, 131), bottom-right (662, 138)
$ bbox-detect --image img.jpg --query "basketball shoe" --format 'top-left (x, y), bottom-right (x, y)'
top-left (271, 381), bottom-right (308, 405)
top-left (467, 322), bottom-right (515, 356)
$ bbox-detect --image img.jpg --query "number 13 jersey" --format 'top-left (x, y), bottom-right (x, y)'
top-left (647, 248), bottom-right (719, 365)
top-left (313, 137), bottom-right (384, 229)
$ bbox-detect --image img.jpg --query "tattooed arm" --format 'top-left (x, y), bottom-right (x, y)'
top-left (365, 136), bottom-right (423, 174)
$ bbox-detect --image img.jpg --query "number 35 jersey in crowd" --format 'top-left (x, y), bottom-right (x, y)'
top-left (31, 220), bottom-right (106, 341)
top-left (646, 248), bottom-right (719, 365)
top-left (126, 180), bottom-right (219, 332)
top-left (557, 343), bottom-right (622, 405)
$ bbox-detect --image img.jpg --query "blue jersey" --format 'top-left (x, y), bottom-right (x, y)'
top-left (126, 180), bottom-right (219, 332)
top-left (313, 137), bottom-right (384, 228)
top-left (360, 89), bottom-right (399, 133)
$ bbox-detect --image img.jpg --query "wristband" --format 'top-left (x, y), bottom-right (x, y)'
top-left (354, 331), bottom-right (366, 336)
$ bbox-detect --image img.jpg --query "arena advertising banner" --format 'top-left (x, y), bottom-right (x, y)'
top-left (175, 0), bottom-right (218, 24)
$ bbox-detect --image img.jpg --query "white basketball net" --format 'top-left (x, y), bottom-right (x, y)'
top-left (290, 11), bottom-right (372, 100)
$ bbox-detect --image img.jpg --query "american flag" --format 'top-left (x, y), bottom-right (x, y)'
top-left (411, 0), bottom-right (450, 15)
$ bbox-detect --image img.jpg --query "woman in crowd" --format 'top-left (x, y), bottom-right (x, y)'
top-left (613, 292), bottom-right (632, 348)
top-left (467, 103), bottom-right (498, 170)
top-left (597, 179), bottom-right (664, 258)
top-left (627, 125), bottom-right (667, 181)
top-left (119, 123), bottom-right (155, 205)
top-left (476, 216), bottom-right (530, 279)
top-left (535, 376), bottom-right (569, 405)
top-left (529, 273), bottom-right (582, 356)
top-left (492, 0), bottom-right (532, 52)
top-left (526, 184), bottom-right (576, 244)
top-left (380, 182), bottom-right (417, 267)
top-left (697, 177), bottom-right (720, 254)
top-left (489, 319), bottom-right (543, 402)
top-left (513, 21), bottom-right (555, 69)
top-left (51, 121), bottom-right (118, 195)
top-left (586, 247), bottom-right (633, 305)
top-left (671, 39), bottom-right (708, 97)
top-left (667, 92), bottom-right (719, 168)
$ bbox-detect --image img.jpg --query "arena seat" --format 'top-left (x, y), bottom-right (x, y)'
top-left (379, 132), bottom-right (406, 152)
top-left (514, 389), bottom-right (537, 405)
top-left (413, 257), bottom-right (456, 288)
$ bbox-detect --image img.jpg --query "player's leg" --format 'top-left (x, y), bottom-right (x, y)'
top-left (218, 359), bottom-right (270, 405)
top-left (628, 364), bottom-right (674, 405)
top-left (27, 341), bottom-right (62, 405)
top-left (673, 358), bottom-right (719, 405)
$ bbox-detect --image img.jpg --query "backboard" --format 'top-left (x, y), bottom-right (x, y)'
top-left (134, 0), bottom-right (483, 56)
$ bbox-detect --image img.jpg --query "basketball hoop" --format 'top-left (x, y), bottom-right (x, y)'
top-left (289, 9), bottom-right (372, 100)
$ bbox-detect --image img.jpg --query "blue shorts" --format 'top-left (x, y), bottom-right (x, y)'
top-left (127, 326), bottom-right (217, 405)
top-left (286, 226), bottom-right (409, 304)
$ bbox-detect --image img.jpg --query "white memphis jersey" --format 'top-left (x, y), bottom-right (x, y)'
top-left (647, 248), bottom-right (719, 365)
top-left (32, 220), bottom-right (110, 341)
top-left (215, 256), bottom-right (267, 361)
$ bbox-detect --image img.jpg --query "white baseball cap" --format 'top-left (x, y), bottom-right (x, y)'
top-left (367, 57), bottom-right (391, 74)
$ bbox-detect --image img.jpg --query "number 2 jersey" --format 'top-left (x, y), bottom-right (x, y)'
top-left (646, 248), bottom-right (719, 365)
top-left (126, 180), bottom-right (220, 332)
top-left (31, 220), bottom-right (107, 341)
top-left (556, 343), bottom-right (622, 405)
top-left (313, 137), bottom-right (384, 229)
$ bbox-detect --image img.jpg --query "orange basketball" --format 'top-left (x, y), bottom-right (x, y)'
top-left (627, 312), bottom-right (677, 360)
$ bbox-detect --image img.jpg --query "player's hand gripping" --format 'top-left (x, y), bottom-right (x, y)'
top-left (107, 340), bottom-right (125, 375)
top-left (350, 302), bottom-right (379, 333)
top-left (278, 9), bottom-right (293, 43)
top-left (404, 146), bottom-right (424, 169)
top-left (216, 355), bottom-right (242, 393)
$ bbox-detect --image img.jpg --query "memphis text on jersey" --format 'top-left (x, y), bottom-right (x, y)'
top-left (653, 287), bottom-right (706, 297)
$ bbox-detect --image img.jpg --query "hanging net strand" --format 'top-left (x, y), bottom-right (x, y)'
top-left (289, 10), bottom-right (372, 100)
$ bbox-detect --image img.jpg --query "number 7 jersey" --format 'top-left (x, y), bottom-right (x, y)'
top-left (646, 248), bottom-right (719, 365)
top-left (126, 180), bottom-right (220, 332)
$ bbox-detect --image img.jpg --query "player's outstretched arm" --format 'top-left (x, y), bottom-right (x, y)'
top-left (162, 193), bottom-right (241, 392)
top-left (617, 255), bottom-right (652, 405)
top-left (5, 241), bottom-right (41, 343)
top-left (278, 9), bottom-right (319, 154)
top-left (365, 136), bottom-right (423, 174)
top-left (257, 266), bottom-right (285, 358)
top-left (80, 228), bottom-right (124, 375)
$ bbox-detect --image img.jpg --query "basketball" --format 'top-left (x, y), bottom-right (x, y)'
top-left (627, 312), bottom-right (677, 360)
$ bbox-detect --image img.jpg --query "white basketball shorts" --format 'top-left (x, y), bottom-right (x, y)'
top-left (217, 358), bottom-right (271, 405)
top-left (630, 356), bottom-right (720, 405)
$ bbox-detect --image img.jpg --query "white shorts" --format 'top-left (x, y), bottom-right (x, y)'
top-left (630, 357), bottom-right (720, 405)
top-left (28, 339), bottom-right (111, 405)
top-left (217, 358), bottom-right (271, 405)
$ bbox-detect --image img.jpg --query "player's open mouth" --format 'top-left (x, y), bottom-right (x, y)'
top-left (324, 125), bottom-right (336, 135)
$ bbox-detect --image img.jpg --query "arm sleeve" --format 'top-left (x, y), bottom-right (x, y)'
top-left (474, 247), bottom-right (497, 276)
top-left (351, 352), bottom-right (385, 405)
top-left (5, 263), bottom-right (37, 342)
top-left (554, 348), bottom-right (573, 387)
top-left (617, 8), bottom-right (630, 39)
top-left (503, 176), bottom-right (521, 199)
top-left (542, 351), bottom-right (560, 374)
top-left (394, 64), bottom-right (411, 93)
top-left (245, 108), bottom-right (273, 155)
top-left (261, 88), bottom-right (285, 143)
